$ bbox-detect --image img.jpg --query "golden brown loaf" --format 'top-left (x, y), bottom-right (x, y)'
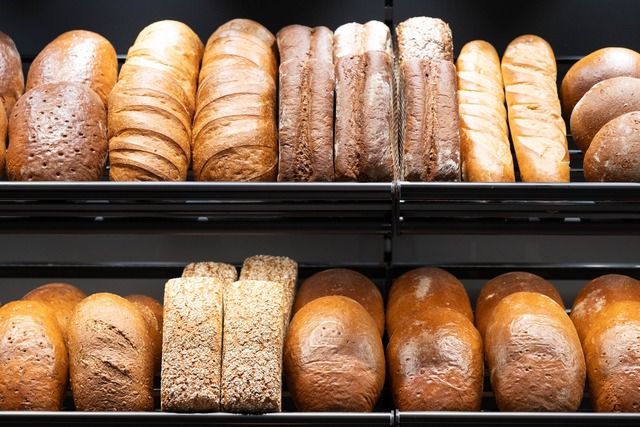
top-left (570, 273), bottom-right (640, 344)
top-left (570, 76), bottom-right (640, 153)
top-left (582, 299), bottom-right (640, 412)
top-left (0, 300), bottom-right (68, 410)
top-left (124, 293), bottom-right (163, 333)
top-left (484, 291), bottom-right (586, 412)
top-left (284, 295), bottom-right (385, 412)
top-left (502, 34), bottom-right (570, 182)
top-left (475, 271), bottom-right (565, 340)
top-left (560, 47), bottom-right (640, 119)
top-left (276, 25), bottom-right (335, 181)
top-left (292, 267), bottom-right (384, 337)
top-left (22, 282), bottom-right (87, 345)
top-left (386, 267), bottom-right (473, 338)
top-left (161, 277), bottom-right (223, 412)
top-left (396, 16), bottom-right (460, 182)
top-left (26, 30), bottom-right (117, 107)
top-left (584, 111), bottom-right (640, 182)
top-left (7, 81), bottom-right (108, 181)
top-left (221, 280), bottom-right (285, 413)
top-left (124, 295), bottom-right (162, 375)
top-left (333, 21), bottom-right (396, 182)
top-left (0, 31), bottom-right (24, 118)
top-left (109, 20), bottom-right (203, 181)
top-left (456, 40), bottom-right (515, 182)
top-left (0, 102), bottom-right (6, 177)
top-left (68, 292), bottom-right (154, 411)
top-left (193, 18), bottom-right (277, 182)
top-left (386, 307), bottom-right (483, 411)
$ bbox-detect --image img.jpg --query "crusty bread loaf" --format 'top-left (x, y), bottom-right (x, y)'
top-left (386, 267), bottom-right (473, 338)
top-left (584, 111), bottom-right (640, 182)
top-left (475, 271), bottom-right (565, 340)
top-left (109, 20), bottom-right (203, 181)
top-left (457, 40), bottom-right (514, 182)
top-left (182, 261), bottom-right (238, 284)
top-left (7, 81), bottom-right (108, 181)
top-left (0, 31), bottom-right (24, 118)
top-left (560, 47), bottom-right (640, 119)
top-left (570, 76), bottom-right (640, 153)
top-left (0, 300), bottom-right (68, 410)
top-left (485, 291), bottom-right (585, 412)
top-left (387, 307), bottom-right (483, 411)
top-left (292, 268), bottom-right (384, 337)
top-left (502, 34), bottom-right (570, 182)
top-left (396, 16), bottom-right (459, 182)
top-left (26, 30), bottom-right (117, 107)
top-left (570, 274), bottom-right (640, 344)
top-left (221, 280), bottom-right (285, 413)
top-left (333, 21), bottom-right (396, 182)
top-left (284, 295), bottom-right (385, 412)
top-left (22, 282), bottom-right (87, 345)
top-left (0, 102), bottom-right (6, 177)
top-left (582, 299), bottom-right (640, 411)
top-left (239, 255), bottom-right (298, 330)
top-left (161, 277), bottom-right (223, 412)
top-left (277, 25), bottom-right (335, 181)
top-left (68, 292), bottom-right (154, 411)
top-left (124, 294), bottom-right (163, 375)
top-left (193, 18), bottom-right (277, 182)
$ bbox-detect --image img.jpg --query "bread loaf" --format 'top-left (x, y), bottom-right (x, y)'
top-left (0, 102), bottom-right (6, 178)
top-left (396, 16), bottom-right (460, 182)
top-left (475, 271), bottom-right (565, 340)
top-left (22, 282), bottom-right (87, 345)
top-left (582, 299), bottom-right (640, 411)
top-left (284, 295), bottom-right (385, 412)
top-left (292, 268), bottom-right (384, 337)
top-left (386, 267), bottom-right (473, 338)
top-left (560, 47), bottom-right (640, 119)
top-left (584, 111), bottom-right (640, 182)
top-left (333, 21), bottom-right (396, 181)
top-left (570, 274), bottom-right (640, 344)
top-left (456, 40), bottom-right (514, 182)
top-left (26, 30), bottom-right (117, 107)
top-left (277, 25), bottom-right (335, 181)
top-left (484, 291), bottom-right (585, 411)
top-left (221, 280), bottom-right (285, 413)
top-left (0, 300), bottom-right (68, 410)
top-left (182, 261), bottom-right (238, 284)
top-left (193, 18), bottom-right (277, 182)
top-left (502, 35), bottom-right (570, 182)
top-left (161, 277), bottom-right (223, 412)
top-left (7, 81), bottom-right (108, 181)
top-left (0, 31), bottom-right (24, 118)
top-left (570, 76), bottom-right (640, 153)
top-left (124, 294), bottom-right (163, 375)
top-left (124, 293), bottom-right (163, 333)
top-left (68, 292), bottom-right (154, 411)
top-left (109, 20), bottom-right (203, 181)
top-left (387, 307), bottom-right (483, 411)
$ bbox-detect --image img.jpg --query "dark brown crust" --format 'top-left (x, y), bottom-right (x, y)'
top-left (0, 31), bottom-right (24, 118)
top-left (7, 82), bottom-right (107, 181)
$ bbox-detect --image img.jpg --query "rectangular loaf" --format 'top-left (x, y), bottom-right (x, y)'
top-left (181, 261), bottom-right (238, 284)
top-left (161, 276), bottom-right (224, 412)
top-left (220, 279), bottom-right (285, 413)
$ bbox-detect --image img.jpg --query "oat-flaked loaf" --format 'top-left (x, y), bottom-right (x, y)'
top-left (284, 295), bottom-right (385, 412)
top-left (0, 300), bottom-right (68, 410)
top-left (457, 40), bottom-right (514, 182)
top-left (333, 21), bottom-right (395, 182)
top-left (387, 307), bottom-right (483, 411)
top-left (277, 25), bottom-right (335, 181)
top-left (182, 261), bottom-right (238, 284)
top-left (26, 30), bottom-right (117, 107)
top-left (221, 280), bottom-right (285, 413)
top-left (161, 277), bottom-right (223, 412)
top-left (7, 81), bottom-right (108, 181)
top-left (68, 292), bottom-right (154, 411)
top-left (0, 31), bottom-right (24, 118)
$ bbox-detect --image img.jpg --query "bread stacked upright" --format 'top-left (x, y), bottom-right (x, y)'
top-left (193, 19), bottom-right (278, 181)
top-left (333, 21), bottom-right (396, 182)
top-left (396, 17), bottom-right (460, 182)
top-left (0, 32), bottom-right (23, 177)
top-left (108, 20), bottom-right (203, 181)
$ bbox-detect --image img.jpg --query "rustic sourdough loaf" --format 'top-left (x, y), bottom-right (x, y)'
top-left (124, 294), bottom-right (163, 375)
top-left (0, 31), bottom-right (24, 118)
